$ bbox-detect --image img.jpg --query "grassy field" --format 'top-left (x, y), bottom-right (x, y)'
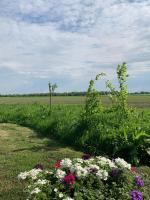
top-left (0, 123), bottom-right (82, 200)
top-left (0, 95), bottom-right (150, 107)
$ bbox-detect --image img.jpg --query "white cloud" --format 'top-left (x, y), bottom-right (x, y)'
top-left (0, 0), bottom-right (150, 93)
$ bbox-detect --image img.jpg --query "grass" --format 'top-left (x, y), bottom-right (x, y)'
top-left (0, 123), bottom-right (82, 200)
top-left (0, 95), bottom-right (150, 107)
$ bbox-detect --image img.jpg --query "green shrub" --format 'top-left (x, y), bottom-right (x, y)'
top-left (77, 63), bottom-right (150, 165)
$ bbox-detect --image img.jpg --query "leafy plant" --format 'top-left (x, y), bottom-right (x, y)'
top-left (78, 63), bottom-right (150, 165)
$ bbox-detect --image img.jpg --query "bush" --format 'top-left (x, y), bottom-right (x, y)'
top-left (18, 155), bottom-right (150, 200)
top-left (77, 63), bottom-right (150, 165)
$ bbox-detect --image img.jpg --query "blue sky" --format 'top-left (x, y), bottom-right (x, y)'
top-left (0, 0), bottom-right (150, 94)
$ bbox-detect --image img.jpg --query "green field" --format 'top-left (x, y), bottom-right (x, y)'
top-left (0, 95), bottom-right (150, 107)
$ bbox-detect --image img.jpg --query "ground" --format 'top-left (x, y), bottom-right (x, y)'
top-left (0, 123), bottom-right (82, 200)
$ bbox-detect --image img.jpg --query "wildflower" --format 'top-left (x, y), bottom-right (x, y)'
top-left (54, 188), bottom-right (58, 192)
top-left (96, 156), bottom-right (116, 168)
top-left (131, 166), bottom-right (137, 173)
top-left (70, 164), bottom-right (88, 177)
top-left (31, 187), bottom-right (41, 194)
top-left (54, 160), bottom-right (62, 169)
top-left (59, 193), bottom-right (64, 198)
top-left (135, 176), bottom-right (144, 187)
top-left (60, 158), bottom-right (72, 168)
top-left (82, 154), bottom-right (91, 160)
top-left (96, 169), bottom-right (108, 180)
top-left (130, 190), bottom-right (143, 200)
top-left (63, 173), bottom-right (75, 185)
top-left (18, 171), bottom-right (29, 180)
top-left (34, 164), bottom-right (44, 170)
top-left (88, 164), bottom-right (99, 174)
top-left (89, 168), bottom-right (98, 174)
top-left (28, 168), bottom-right (42, 180)
top-left (36, 179), bottom-right (48, 185)
top-left (115, 158), bottom-right (131, 170)
top-left (56, 169), bottom-right (66, 179)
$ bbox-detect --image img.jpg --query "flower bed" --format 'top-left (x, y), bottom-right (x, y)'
top-left (18, 155), bottom-right (149, 200)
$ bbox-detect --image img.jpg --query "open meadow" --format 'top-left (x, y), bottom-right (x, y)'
top-left (0, 95), bottom-right (150, 107)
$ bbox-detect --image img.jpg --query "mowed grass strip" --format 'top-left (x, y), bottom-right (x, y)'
top-left (0, 95), bottom-right (150, 107)
top-left (0, 123), bottom-right (82, 200)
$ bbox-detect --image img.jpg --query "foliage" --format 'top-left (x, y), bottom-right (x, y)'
top-left (18, 155), bottom-right (150, 200)
top-left (77, 63), bottom-right (150, 165)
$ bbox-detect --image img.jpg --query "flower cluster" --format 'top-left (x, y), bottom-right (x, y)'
top-left (18, 155), bottom-right (147, 200)
top-left (114, 158), bottom-right (131, 170)
top-left (135, 176), bottom-right (144, 187)
top-left (130, 190), bottom-right (143, 200)
top-left (129, 175), bottom-right (145, 200)
top-left (18, 168), bottom-right (42, 180)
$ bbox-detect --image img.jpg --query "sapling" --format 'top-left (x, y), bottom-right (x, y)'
top-left (48, 82), bottom-right (57, 114)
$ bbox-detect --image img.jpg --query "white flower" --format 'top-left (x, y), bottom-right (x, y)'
top-left (56, 169), bottom-right (66, 179)
top-left (96, 156), bottom-right (116, 168)
top-left (115, 158), bottom-right (131, 170)
top-left (31, 187), bottom-right (41, 194)
top-left (44, 170), bottom-right (53, 175)
top-left (18, 171), bottom-right (29, 180)
top-left (54, 188), bottom-right (58, 192)
top-left (36, 179), bottom-right (48, 185)
top-left (59, 193), bottom-right (64, 198)
top-left (96, 169), bottom-right (108, 180)
top-left (70, 163), bottom-right (88, 177)
top-left (60, 158), bottom-right (72, 168)
top-left (70, 163), bottom-right (81, 173)
top-left (28, 169), bottom-right (42, 180)
top-left (63, 198), bottom-right (74, 200)
top-left (88, 164), bottom-right (99, 171)
top-left (83, 158), bottom-right (94, 165)
top-left (18, 168), bottom-right (42, 181)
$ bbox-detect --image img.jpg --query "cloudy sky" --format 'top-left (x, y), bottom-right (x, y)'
top-left (0, 0), bottom-right (150, 94)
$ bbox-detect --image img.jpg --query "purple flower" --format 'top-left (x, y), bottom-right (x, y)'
top-left (82, 154), bottom-right (91, 160)
top-left (135, 176), bottom-right (144, 187)
top-left (110, 168), bottom-right (122, 178)
top-left (130, 190), bottom-right (143, 200)
top-left (34, 164), bottom-right (44, 170)
top-left (89, 168), bottom-right (98, 174)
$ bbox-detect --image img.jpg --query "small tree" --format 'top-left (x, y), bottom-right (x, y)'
top-left (48, 82), bottom-right (57, 114)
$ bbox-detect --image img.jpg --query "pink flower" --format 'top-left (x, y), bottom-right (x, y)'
top-left (131, 166), bottom-right (137, 173)
top-left (63, 173), bottom-right (75, 185)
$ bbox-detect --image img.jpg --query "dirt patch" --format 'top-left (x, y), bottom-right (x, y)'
top-left (0, 130), bottom-right (9, 137)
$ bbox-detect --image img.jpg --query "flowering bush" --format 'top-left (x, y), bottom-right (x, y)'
top-left (18, 155), bottom-right (149, 200)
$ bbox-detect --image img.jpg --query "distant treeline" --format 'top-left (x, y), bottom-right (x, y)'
top-left (0, 91), bottom-right (150, 97)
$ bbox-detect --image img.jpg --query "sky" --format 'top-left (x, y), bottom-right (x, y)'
top-left (0, 0), bottom-right (150, 94)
